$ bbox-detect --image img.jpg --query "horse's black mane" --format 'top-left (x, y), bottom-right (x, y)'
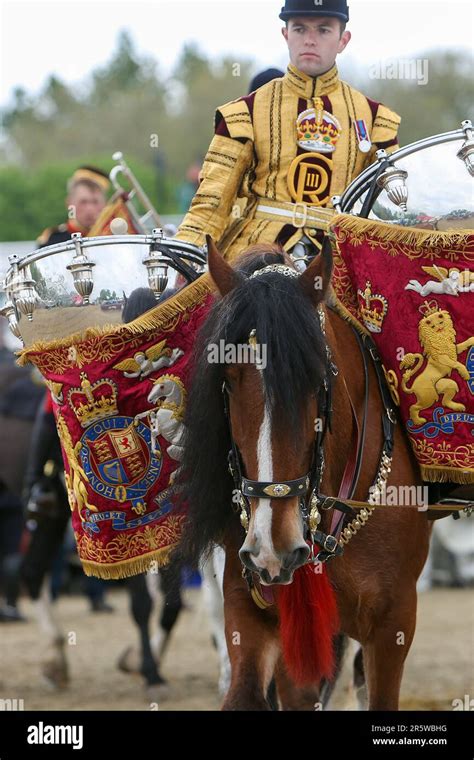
top-left (175, 247), bottom-right (328, 567)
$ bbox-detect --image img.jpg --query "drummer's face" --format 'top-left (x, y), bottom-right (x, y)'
top-left (282, 17), bottom-right (351, 77)
top-left (68, 185), bottom-right (106, 230)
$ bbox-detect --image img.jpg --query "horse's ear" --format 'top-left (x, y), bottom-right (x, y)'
top-left (206, 235), bottom-right (244, 296)
top-left (298, 235), bottom-right (333, 307)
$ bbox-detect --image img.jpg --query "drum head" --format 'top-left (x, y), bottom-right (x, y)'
top-left (2, 237), bottom-right (194, 347)
top-left (353, 141), bottom-right (474, 229)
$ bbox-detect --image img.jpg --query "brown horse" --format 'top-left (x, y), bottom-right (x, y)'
top-left (177, 237), bottom-right (431, 711)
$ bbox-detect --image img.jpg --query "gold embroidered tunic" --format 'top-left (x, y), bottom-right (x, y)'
top-left (174, 63), bottom-right (400, 261)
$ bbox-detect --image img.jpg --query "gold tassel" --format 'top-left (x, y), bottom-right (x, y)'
top-left (17, 274), bottom-right (215, 366)
top-left (330, 213), bottom-right (474, 247)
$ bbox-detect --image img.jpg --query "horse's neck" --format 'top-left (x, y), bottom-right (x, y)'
top-left (323, 306), bottom-right (385, 501)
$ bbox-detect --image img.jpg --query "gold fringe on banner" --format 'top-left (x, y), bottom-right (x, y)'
top-left (330, 213), bottom-right (474, 248)
top-left (18, 273), bottom-right (215, 365)
top-left (81, 545), bottom-right (177, 580)
top-left (420, 466), bottom-right (474, 485)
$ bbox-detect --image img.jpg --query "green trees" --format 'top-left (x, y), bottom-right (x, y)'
top-left (0, 32), bottom-right (254, 240)
top-left (1, 30), bottom-right (472, 241)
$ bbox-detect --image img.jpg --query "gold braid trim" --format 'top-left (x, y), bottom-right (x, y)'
top-left (17, 274), bottom-right (215, 364)
top-left (331, 213), bottom-right (474, 246)
top-left (216, 100), bottom-right (254, 141)
top-left (327, 84), bottom-right (374, 196)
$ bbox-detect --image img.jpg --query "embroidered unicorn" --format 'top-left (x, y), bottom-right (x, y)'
top-left (134, 374), bottom-right (187, 463)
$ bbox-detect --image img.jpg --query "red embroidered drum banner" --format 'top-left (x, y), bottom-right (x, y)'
top-left (330, 215), bottom-right (474, 484)
top-left (19, 275), bottom-right (215, 578)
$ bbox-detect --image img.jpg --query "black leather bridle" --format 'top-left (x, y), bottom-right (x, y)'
top-left (223, 313), bottom-right (351, 566)
top-left (223, 302), bottom-right (398, 570)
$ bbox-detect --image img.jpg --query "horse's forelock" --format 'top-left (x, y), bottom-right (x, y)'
top-left (233, 243), bottom-right (295, 277)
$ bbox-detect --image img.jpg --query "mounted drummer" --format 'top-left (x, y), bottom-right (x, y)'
top-left (174, 0), bottom-right (401, 261)
top-left (36, 166), bottom-right (110, 248)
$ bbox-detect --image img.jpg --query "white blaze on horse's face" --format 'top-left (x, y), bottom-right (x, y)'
top-left (238, 374), bottom-right (309, 585)
top-left (244, 402), bottom-right (283, 581)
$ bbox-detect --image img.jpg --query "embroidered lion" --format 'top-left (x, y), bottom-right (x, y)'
top-left (400, 307), bottom-right (474, 425)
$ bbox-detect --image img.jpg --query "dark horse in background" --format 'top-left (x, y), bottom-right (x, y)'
top-left (0, 360), bottom-right (43, 620)
top-left (176, 237), bottom-right (431, 710)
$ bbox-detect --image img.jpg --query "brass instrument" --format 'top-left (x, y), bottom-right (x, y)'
top-left (109, 151), bottom-right (163, 233)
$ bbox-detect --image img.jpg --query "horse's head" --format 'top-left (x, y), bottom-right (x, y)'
top-left (204, 235), bottom-right (333, 585)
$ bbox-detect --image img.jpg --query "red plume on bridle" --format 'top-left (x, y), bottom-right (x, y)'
top-left (276, 563), bottom-right (340, 685)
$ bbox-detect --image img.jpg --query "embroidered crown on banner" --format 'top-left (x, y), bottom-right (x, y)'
top-left (357, 281), bottom-right (388, 333)
top-left (68, 372), bottom-right (119, 428)
top-left (419, 299), bottom-right (439, 316)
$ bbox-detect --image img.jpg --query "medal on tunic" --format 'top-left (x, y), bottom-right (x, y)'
top-left (295, 97), bottom-right (341, 154)
top-left (353, 119), bottom-right (372, 153)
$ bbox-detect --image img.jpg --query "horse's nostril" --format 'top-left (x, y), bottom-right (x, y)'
top-left (283, 545), bottom-right (310, 571)
top-left (239, 549), bottom-right (257, 571)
